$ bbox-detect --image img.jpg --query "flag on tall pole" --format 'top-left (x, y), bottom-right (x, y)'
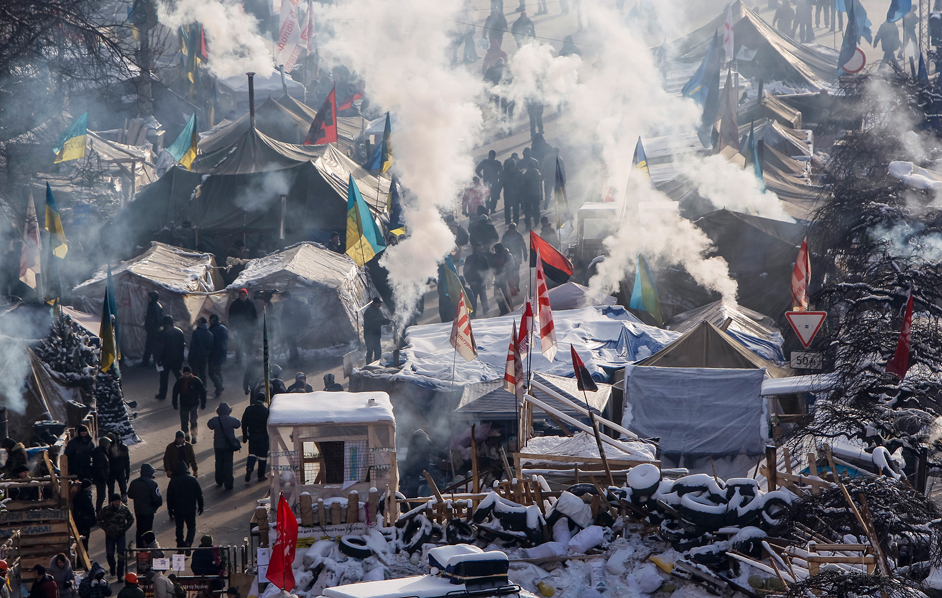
top-left (518, 299), bottom-right (533, 354)
top-left (275, 0), bottom-right (302, 67)
top-left (106, 264), bottom-right (121, 361)
top-left (631, 137), bottom-right (650, 178)
top-left (570, 345), bottom-right (598, 392)
top-left (266, 493), bottom-right (299, 590)
top-left (345, 175), bottom-right (386, 267)
top-left (449, 292), bottom-right (478, 362)
top-left (838, 0), bottom-right (860, 74)
top-left (44, 183), bottom-right (68, 258)
top-left (886, 289), bottom-right (914, 379)
top-left (791, 237), bottom-right (810, 311)
top-left (53, 113), bottom-right (88, 164)
top-left (368, 112), bottom-right (393, 174)
top-left (535, 249), bottom-right (557, 361)
top-left (887, 0), bottom-right (912, 21)
top-left (629, 255), bottom-right (663, 326)
top-left (304, 85), bottom-right (338, 145)
top-left (437, 255), bottom-right (472, 316)
top-left (682, 32), bottom-right (720, 106)
top-left (718, 69), bottom-right (740, 152)
top-left (386, 173), bottom-right (406, 236)
top-left (722, 3), bottom-right (735, 62)
top-left (100, 272), bottom-right (120, 376)
top-left (19, 193), bottom-right (42, 289)
top-left (529, 231), bottom-right (574, 284)
top-left (167, 113), bottom-right (199, 170)
top-left (503, 321), bottom-right (524, 404)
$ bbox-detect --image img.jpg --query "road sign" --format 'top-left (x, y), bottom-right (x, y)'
top-left (791, 351), bottom-right (823, 370)
top-left (841, 47), bottom-right (867, 74)
top-left (786, 311), bottom-right (827, 348)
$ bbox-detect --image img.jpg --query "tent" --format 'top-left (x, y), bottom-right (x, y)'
top-left (693, 209), bottom-right (808, 318)
top-left (667, 300), bottom-right (785, 362)
top-left (199, 97), bottom-right (316, 152)
top-left (274, 94), bottom-right (367, 153)
top-left (70, 242), bottom-right (222, 360)
top-left (226, 242), bottom-right (377, 350)
top-left (455, 372), bottom-right (613, 423)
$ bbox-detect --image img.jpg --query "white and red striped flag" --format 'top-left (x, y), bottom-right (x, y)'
top-left (503, 321), bottom-right (524, 404)
top-left (791, 236), bottom-right (810, 311)
top-left (518, 298), bottom-right (533, 354)
top-left (450, 291), bottom-right (477, 362)
top-left (275, 0), bottom-right (302, 67)
top-left (723, 3), bottom-right (735, 62)
top-left (535, 249), bottom-right (558, 361)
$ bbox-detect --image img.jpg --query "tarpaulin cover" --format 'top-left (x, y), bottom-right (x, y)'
top-left (544, 282), bottom-right (617, 310)
top-left (455, 372), bottom-right (612, 422)
top-left (71, 242), bottom-right (221, 360)
top-left (668, 300), bottom-right (785, 362)
top-left (199, 98), bottom-right (316, 153)
top-left (624, 366), bottom-right (766, 458)
top-left (227, 242), bottom-right (375, 349)
top-left (193, 126), bottom-right (323, 174)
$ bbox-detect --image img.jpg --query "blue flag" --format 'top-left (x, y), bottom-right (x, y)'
top-left (837, 0), bottom-right (859, 75)
top-left (886, 0), bottom-right (912, 23)
top-left (918, 54), bottom-right (929, 82)
top-left (682, 32), bottom-right (720, 106)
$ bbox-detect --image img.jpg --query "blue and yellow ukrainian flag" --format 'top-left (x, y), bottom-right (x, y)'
top-left (438, 255), bottom-right (472, 315)
top-left (100, 267), bottom-right (120, 375)
top-left (44, 183), bottom-right (68, 258)
top-left (106, 264), bottom-right (121, 360)
top-left (630, 255), bottom-right (663, 326)
top-left (167, 113), bottom-right (198, 170)
top-left (386, 174), bottom-right (406, 236)
top-left (53, 113), bottom-right (88, 164)
top-left (368, 112), bottom-right (393, 174)
top-left (632, 137), bottom-right (650, 177)
top-left (346, 175), bottom-right (386, 267)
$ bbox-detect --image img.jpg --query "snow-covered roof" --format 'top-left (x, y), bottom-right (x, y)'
top-left (228, 242), bottom-right (361, 292)
top-left (321, 575), bottom-right (465, 598)
top-left (268, 391), bottom-right (395, 426)
top-left (73, 241), bottom-right (219, 294)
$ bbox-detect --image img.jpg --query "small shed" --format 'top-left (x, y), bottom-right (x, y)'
top-left (267, 392), bottom-right (397, 509)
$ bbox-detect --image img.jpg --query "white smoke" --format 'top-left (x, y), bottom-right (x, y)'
top-left (676, 154), bottom-right (795, 222)
top-left (155, 0), bottom-right (274, 78)
top-left (323, 0), bottom-right (484, 325)
top-left (871, 222), bottom-right (942, 263)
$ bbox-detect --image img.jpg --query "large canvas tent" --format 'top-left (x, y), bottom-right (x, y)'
top-left (667, 300), bottom-right (785, 362)
top-left (226, 242), bottom-right (376, 351)
top-left (71, 242), bottom-right (222, 360)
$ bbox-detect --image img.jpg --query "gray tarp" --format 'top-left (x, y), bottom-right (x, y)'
top-left (624, 366), bottom-right (766, 459)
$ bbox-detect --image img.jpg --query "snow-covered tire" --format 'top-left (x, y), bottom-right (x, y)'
top-left (339, 535), bottom-right (373, 560)
top-left (445, 519), bottom-right (475, 545)
top-left (627, 464), bottom-right (661, 497)
top-left (678, 493), bottom-right (727, 530)
top-left (761, 497), bottom-right (790, 528)
top-left (402, 515), bottom-right (432, 553)
top-left (565, 483), bottom-right (599, 497)
top-left (496, 509), bottom-right (527, 532)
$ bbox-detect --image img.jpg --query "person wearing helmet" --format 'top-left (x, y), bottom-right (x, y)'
top-left (323, 374), bottom-right (343, 392)
top-left (117, 575), bottom-right (143, 598)
top-left (287, 373), bottom-right (312, 393)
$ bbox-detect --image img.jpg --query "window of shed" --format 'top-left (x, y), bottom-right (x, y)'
top-left (301, 440), bottom-right (370, 484)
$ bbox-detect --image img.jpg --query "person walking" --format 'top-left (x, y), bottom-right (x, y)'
top-left (362, 298), bottom-right (390, 364)
top-left (520, 165), bottom-right (543, 230)
top-left (154, 316), bottom-right (185, 401)
top-left (511, 12), bottom-right (535, 49)
top-left (902, 7), bottom-right (918, 57)
top-left (539, 216), bottom-right (560, 249)
top-left (64, 425), bottom-right (94, 485)
top-left (188, 318), bottom-right (214, 386)
top-left (126, 464), bottom-right (162, 546)
top-left (227, 289), bottom-right (258, 367)
top-left (172, 367), bottom-right (207, 444)
top-left (91, 438), bottom-right (112, 513)
top-left (106, 434), bottom-right (130, 503)
top-left (207, 403), bottom-right (241, 490)
top-left (873, 19), bottom-right (902, 69)
top-left (97, 495), bottom-right (134, 578)
top-left (525, 99), bottom-right (544, 138)
top-left (773, 0), bottom-right (795, 37)
top-left (288, 373), bottom-right (313, 393)
top-left (71, 480), bottom-right (96, 551)
top-left (166, 465), bottom-right (203, 548)
top-left (489, 243), bottom-right (518, 315)
top-left (207, 314), bottom-right (228, 398)
top-left (241, 397), bottom-right (269, 483)
top-left (501, 160), bottom-right (521, 226)
top-left (463, 243), bottom-right (491, 316)
top-left (140, 292), bottom-right (163, 368)
top-left (794, 0), bottom-right (814, 42)
top-left (483, 8), bottom-right (508, 48)
top-left (476, 151), bottom-right (503, 215)
top-left (163, 432), bottom-right (198, 479)
top-left (501, 222), bottom-right (528, 274)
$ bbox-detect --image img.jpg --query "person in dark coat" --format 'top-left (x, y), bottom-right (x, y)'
top-left (91, 437), bottom-right (112, 512)
top-left (166, 465), bottom-right (203, 548)
top-left (475, 150), bottom-right (503, 215)
top-left (501, 223), bottom-right (528, 273)
top-left (65, 425), bottom-right (95, 487)
top-left (511, 12), bottom-right (535, 49)
top-left (207, 403), bottom-right (241, 490)
top-left (525, 98), bottom-right (544, 138)
top-left (539, 216), bottom-right (561, 249)
top-left (501, 159), bottom-right (521, 226)
top-left (279, 292), bottom-right (310, 366)
top-left (117, 574), bottom-right (143, 598)
top-left (287, 373), bottom-right (313, 393)
top-left (207, 314), bottom-right (228, 398)
top-left (126, 464), bottom-right (162, 546)
top-left (241, 396), bottom-right (269, 483)
top-left (190, 535), bottom-right (225, 577)
top-left (1, 437), bottom-right (28, 478)
top-left (363, 298), bottom-right (390, 364)
top-left (463, 243), bottom-right (491, 316)
top-left (106, 433), bottom-right (131, 502)
top-left (489, 243), bottom-right (518, 315)
top-left (327, 231), bottom-right (343, 254)
top-left (77, 563), bottom-right (108, 598)
top-left (269, 364), bottom-right (288, 397)
top-left (520, 166), bottom-right (543, 230)
top-left (873, 20), bottom-right (901, 69)
top-left (469, 209), bottom-right (500, 250)
top-left (172, 367), bottom-right (207, 444)
top-left (140, 292), bottom-right (164, 368)
top-left (401, 430), bottom-right (435, 497)
top-left (71, 480), bottom-right (96, 550)
top-left (242, 358), bottom-right (264, 397)
top-left (323, 373), bottom-right (343, 391)
top-left (773, 0), bottom-right (795, 37)
top-left (794, 0), bottom-right (813, 42)
top-left (163, 432), bottom-right (198, 479)
top-left (559, 35), bottom-right (581, 56)
top-left (227, 289), bottom-right (258, 366)
top-left (154, 316), bottom-right (185, 400)
top-left (30, 566), bottom-right (58, 598)
top-left (98, 495), bottom-right (134, 577)
top-left (188, 318), bottom-right (214, 386)
top-left (482, 8), bottom-right (508, 47)
top-left (444, 214), bottom-right (469, 249)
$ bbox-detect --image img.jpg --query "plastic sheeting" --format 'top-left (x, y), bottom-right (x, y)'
top-left (455, 373), bottom-right (612, 422)
top-left (71, 242), bottom-right (221, 360)
top-left (668, 300), bottom-right (786, 362)
top-left (624, 366), bottom-right (767, 459)
top-left (889, 161), bottom-right (942, 190)
top-left (227, 242), bottom-right (376, 350)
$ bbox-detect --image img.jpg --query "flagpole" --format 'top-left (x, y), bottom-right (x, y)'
top-left (581, 387), bottom-right (614, 486)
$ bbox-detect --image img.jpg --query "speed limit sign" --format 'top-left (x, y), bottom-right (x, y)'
top-left (790, 351), bottom-right (823, 370)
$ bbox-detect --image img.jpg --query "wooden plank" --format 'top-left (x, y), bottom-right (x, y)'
top-left (19, 533), bottom-right (70, 547)
top-left (516, 453), bottom-right (657, 468)
top-left (68, 512), bottom-right (91, 571)
top-left (765, 445), bottom-right (777, 491)
top-left (0, 522), bottom-right (69, 538)
top-left (422, 471), bottom-right (445, 505)
top-left (806, 556), bottom-right (876, 564)
top-left (0, 509), bottom-right (68, 524)
top-left (782, 447), bottom-right (792, 475)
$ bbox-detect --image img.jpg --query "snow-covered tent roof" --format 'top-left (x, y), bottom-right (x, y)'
top-left (667, 300), bottom-right (785, 362)
top-left (455, 372), bottom-right (612, 422)
top-left (219, 71), bottom-right (305, 103)
top-left (544, 282), bottom-right (616, 311)
top-left (637, 320), bottom-right (791, 377)
top-left (269, 391), bottom-right (394, 426)
top-left (71, 242), bottom-right (221, 360)
top-left (226, 242), bottom-right (376, 350)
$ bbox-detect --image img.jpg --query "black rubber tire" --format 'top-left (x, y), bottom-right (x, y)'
top-left (446, 519), bottom-right (475, 545)
top-left (339, 535), bottom-right (373, 559)
top-left (403, 514), bottom-right (432, 553)
top-left (565, 483), bottom-right (599, 497)
top-left (761, 497), bottom-right (790, 528)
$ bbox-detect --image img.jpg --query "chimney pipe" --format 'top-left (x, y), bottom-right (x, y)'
top-left (247, 72), bottom-right (256, 129)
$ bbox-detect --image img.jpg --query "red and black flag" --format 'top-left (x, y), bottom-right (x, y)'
top-left (304, 85), bottom-right (338, 146)
top-left (570, 345), bottom-right (598, 392)
top-left (530, 230), bottom-right (574, 284)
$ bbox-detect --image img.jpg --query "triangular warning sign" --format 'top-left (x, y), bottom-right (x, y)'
top-left (786, 311), bottom-right (827, 348)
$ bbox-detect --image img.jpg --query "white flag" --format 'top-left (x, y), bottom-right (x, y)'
top-left (723, 4), bottom-right (734, 62)
top-left (275, 0), bottom-right (302, 67)
top-left (19, 193), bottom-right (42, 289)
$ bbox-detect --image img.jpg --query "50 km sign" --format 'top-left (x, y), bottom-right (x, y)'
top-left (791, 351), bottom-right (824, 370)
